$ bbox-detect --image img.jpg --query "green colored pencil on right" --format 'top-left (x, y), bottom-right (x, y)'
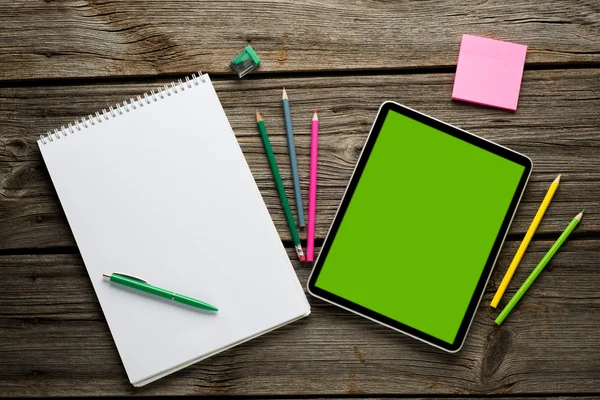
top-left (495, 210), bottom-right (584, 325)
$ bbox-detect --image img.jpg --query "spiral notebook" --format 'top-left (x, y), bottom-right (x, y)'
top-left (38, 73), bottom-right (310, 387)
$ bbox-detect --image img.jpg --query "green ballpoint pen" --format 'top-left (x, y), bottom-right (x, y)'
top-left (103, 273), bottom-right (218, 312)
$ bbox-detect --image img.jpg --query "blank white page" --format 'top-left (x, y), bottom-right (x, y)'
top-left (38, 75), bottom-right (309, 386)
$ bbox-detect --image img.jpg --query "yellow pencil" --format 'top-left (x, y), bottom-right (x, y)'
top-left (490, 174), bottom-right (561, 308)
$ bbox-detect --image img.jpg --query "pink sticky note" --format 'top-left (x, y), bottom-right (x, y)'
top-left (452, 34), bottom-right (527, 111)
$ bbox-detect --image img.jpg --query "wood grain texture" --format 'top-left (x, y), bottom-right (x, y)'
top-left (0, 240), bottom-right (599, 397)
top-left (2, 1), bottom-right (599, 398)
top-left (1, 69), bottom-right (599, 250)
top-left (0, 0), bottom-right (599, 81)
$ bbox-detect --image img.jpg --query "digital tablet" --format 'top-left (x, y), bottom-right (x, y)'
top-left (307, 101), bottom-right (532, 352)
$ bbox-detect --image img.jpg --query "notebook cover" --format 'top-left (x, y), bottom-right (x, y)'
top-left (38, 75), bottom-right (310, 386)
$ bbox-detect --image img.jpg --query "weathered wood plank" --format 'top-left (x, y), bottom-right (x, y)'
top-left (0, 0), bottom-right (599, 81)
top-left (0, 240), bottom-right (598, 397)
top-left (1, 70), bottom-right (599, 250)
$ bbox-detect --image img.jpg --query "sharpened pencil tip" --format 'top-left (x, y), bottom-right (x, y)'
top-left (576, 211), bottom-right (584, 221)
top-left (313, 110), bottom-right (318, 121)
top-left (282, 87), bottom-right (288, 99)
top-left (555, 174), bottom-right (561, 183)
top-left (256, 111), bottom-right (262, 121)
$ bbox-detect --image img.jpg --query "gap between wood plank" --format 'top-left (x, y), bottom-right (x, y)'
top-left (66, 393), bottom-right (598, 399)
top-left (1, 62), bottom-right (599, 89)
top-left (2, 231), bottom-right (600, 256)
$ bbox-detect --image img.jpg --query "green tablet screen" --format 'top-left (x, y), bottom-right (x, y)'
top-left (314, 109), bottom-right (525, 344)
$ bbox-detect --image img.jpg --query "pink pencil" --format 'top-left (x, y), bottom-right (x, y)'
top-left (307, 110), bottom-right (319, 261)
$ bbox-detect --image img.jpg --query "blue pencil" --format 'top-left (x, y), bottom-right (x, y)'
top-left (282, 88), bottom-right (305, 227)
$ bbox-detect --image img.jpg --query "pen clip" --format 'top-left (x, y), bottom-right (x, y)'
top-left (112, 272), bottom-right (149, 284)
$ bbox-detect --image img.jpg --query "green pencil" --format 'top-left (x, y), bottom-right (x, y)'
top-left (495, 211), bottom-right (583, 325)
top-left (256, 111), bottom-right (306, 261)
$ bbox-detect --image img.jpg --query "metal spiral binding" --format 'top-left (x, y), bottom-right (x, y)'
top-left (39, 71), bottom-right (206, 145)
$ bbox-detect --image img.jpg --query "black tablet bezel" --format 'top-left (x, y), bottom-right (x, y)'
top-left (307, 101), bottom-right (532, 352)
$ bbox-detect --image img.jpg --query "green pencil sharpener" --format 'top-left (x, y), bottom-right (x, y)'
top-left (230, 45), bottom-right (261, 78)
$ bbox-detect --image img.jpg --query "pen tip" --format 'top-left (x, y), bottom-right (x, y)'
top-left (256, 111), bottom-right (262, 121)
top-left (102, 273), bottom-right (111, 279)
top-left (282, 87), bottom-right (288, 99)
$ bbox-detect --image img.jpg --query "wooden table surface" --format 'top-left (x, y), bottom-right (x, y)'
top-left (1, 1), bottom-right (599, 398)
